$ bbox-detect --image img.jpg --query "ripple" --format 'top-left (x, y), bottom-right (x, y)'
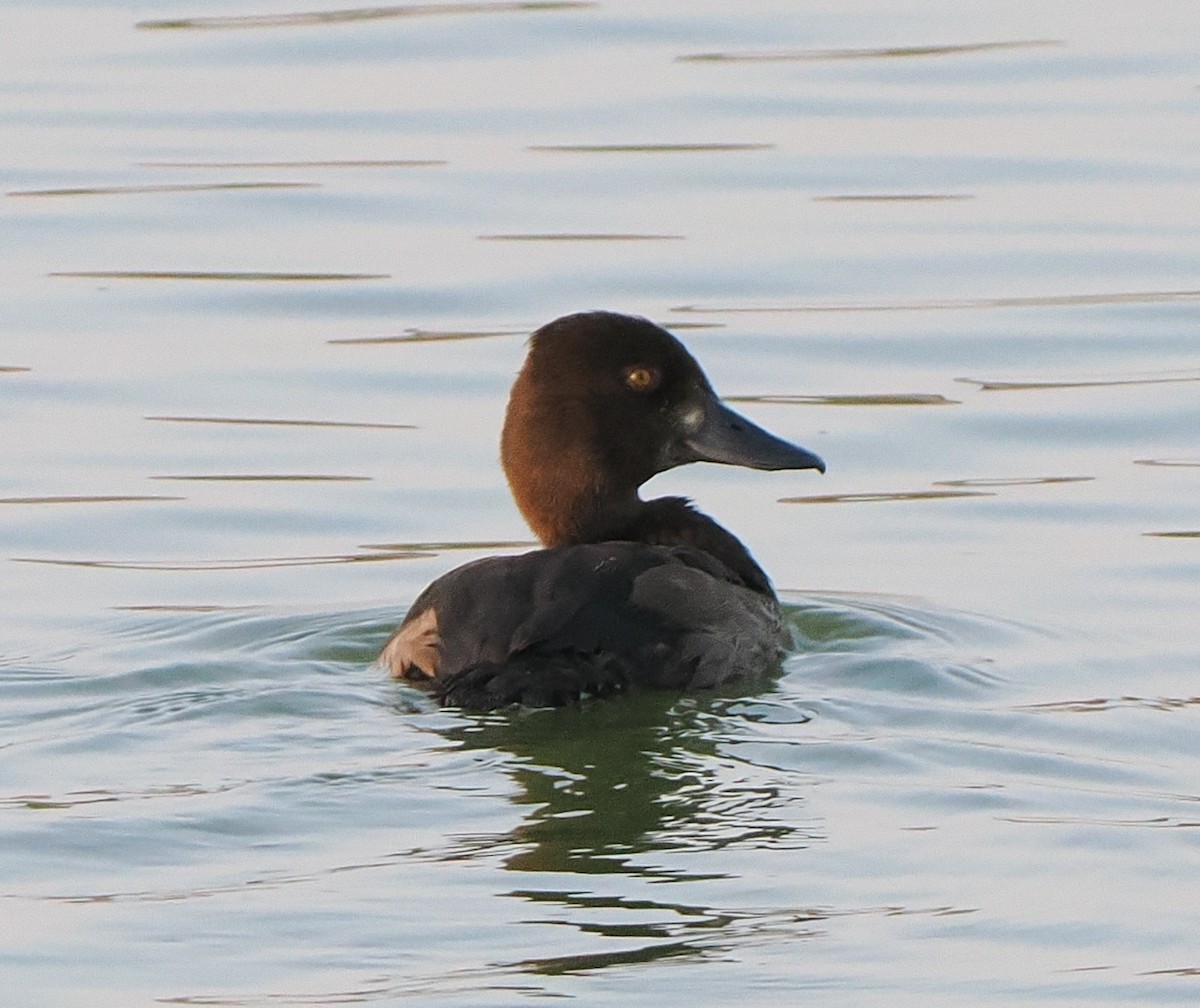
top-left (148, 473), bottom-right (371, 482)
top-left (0, 781), bottom-right (233, 812)
top-left (112, 604), bottom-right (264, 613)
top-left (0, 494), bottom-right (183, 505)
top-left (815, 193), bottom-right (974, 203)
top-left (726, 393), bottom-right (958, 406)
top-left (359, 539), bottom-right (535, 552)
top-left (677, 39), bottom-right (1062, 62)
top-left (934, 476), bottom-right (1094, 487)
top-left (146, 899), bottom-right (975, 1003)
top-left (999, 814), bottom-right (1200, 828)
top-left (329, 327), bottom-right (525, 344)
top-left (137, 159), bottom-right (447, 169)
top-left (12, 552), bottom-right (418, 571)
top-left (329, 321), bottom-right (717, 345)
top-left (958, 371), bottom-right (1200, 392)
top-left (14, 542), bottom-right (536, 573)
top-left (1017, 695), bottom-right (1200, 713)
top-left (137, 1), bottom-right (596, 31)
top-left (781, 591), bottom-right (1021, 690)
top-left (672, 289), bottom-right (1200, 313)
top-left (21, 845), bottom-right (413, 904)
top-left (529, 142), bottom-right (773, 154)
top-left (102, 606), bottom-right (395, 660)
top-left (145, 415), bottom-right (415, 430)
top-left (478, 232), bottom-right (684, 241)
top-left (50, 270), bottom-right (389, 282)
top-left (779, 489), bottom-right (993, 504)
top-left (8, 182), bottom-right (316, 198)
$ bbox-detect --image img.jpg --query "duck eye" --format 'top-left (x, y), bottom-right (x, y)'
top-left (623, 365), bottom-right (661, 393)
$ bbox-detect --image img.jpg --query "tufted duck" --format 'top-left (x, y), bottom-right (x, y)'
top-left (380, 311), bottom-right (825, 708)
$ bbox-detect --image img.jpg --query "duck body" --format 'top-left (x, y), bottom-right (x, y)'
top-left (384, 507), bottom-right (788, 709)
top-left (381, 311), bottom-right (825, 709)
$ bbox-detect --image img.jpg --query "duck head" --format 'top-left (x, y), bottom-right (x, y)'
top-left (500, 311), bottom-right (825, 547)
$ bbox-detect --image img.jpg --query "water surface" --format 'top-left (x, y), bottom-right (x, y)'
top-left (2, 1), bottom-right (1199, 1004)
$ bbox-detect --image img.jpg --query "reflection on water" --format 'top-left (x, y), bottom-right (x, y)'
top-left (388, 593), bottom-right (1010, 976)
top-left (435, 697), bottom-right (800, 876)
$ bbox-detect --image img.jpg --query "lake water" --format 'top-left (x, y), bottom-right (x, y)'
top-left (3, 1), bottom-right (1199, 1004)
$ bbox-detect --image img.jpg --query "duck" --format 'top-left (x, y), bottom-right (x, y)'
top-left (380, 310), bottom-right (825, 709)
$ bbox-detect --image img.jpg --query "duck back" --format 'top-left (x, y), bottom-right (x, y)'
top-left (383, 541), bottom-right (788, 709)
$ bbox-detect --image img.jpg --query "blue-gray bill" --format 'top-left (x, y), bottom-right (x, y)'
top-left (683, 397), bottom-right (826, 474)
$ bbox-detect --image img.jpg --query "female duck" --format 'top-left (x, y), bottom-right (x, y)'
top-left (381, 311), bottom-right (825, 708)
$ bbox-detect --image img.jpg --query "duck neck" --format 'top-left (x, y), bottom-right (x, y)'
top-left (502, 381), bottom-right (647, 549)
top-left (507, 471), bottom-right (774, 598)
top-left (507, 462), bottom-right (643, 550)
top-left (619, 496), bottom-right (775, 597)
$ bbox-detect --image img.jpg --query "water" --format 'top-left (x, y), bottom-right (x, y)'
top-left (3, 0), bottom-right (1199, 1003)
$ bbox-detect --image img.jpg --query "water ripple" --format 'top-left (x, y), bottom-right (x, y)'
top-left (677, 40), bottom-right (1063, 63)
top-left (137, 1), bottom-right (596, 31)
top-left (672, 290), bottom-right (1200, 313)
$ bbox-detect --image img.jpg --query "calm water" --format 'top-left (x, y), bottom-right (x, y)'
top-left (3, 1), bottom-right (1199, 1004)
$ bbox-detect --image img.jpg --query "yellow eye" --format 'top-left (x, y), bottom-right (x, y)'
top-left (624, 365), bottom-right (661, 393)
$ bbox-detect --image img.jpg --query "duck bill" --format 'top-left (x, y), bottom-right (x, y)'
top-left (682, 398), bottom-right (826, 473)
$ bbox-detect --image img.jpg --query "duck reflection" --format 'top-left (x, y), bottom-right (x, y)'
top-left (429, 691), bottom-right (825, 973)
top-left (434, 691), bottom-right (819, 875)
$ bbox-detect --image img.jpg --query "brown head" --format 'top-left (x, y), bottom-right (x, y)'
top-left (500, 311), bottom-right (825, 547)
